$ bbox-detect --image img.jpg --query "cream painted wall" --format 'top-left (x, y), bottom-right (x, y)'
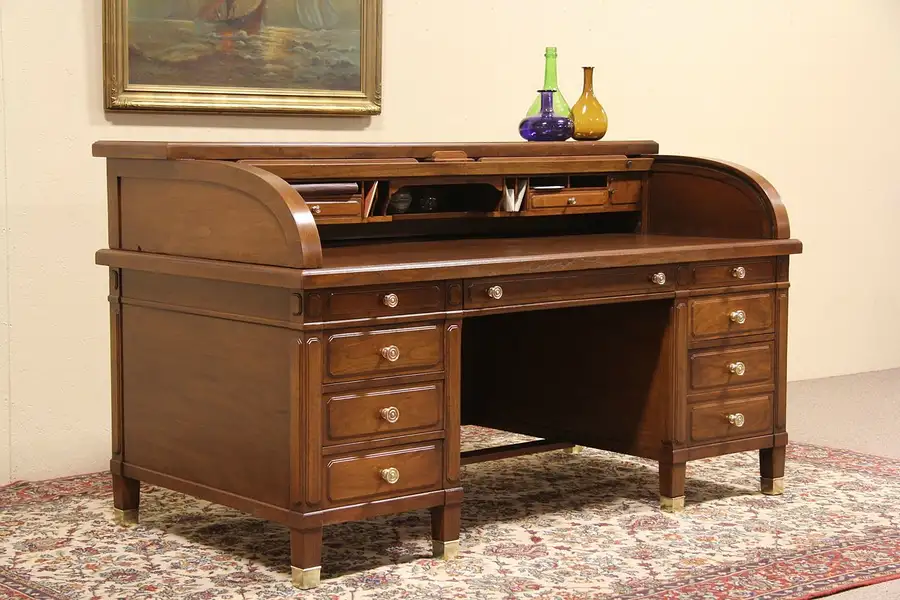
top-left (0, 3), bottom-right (9, 486)
top-left (0, 0), bottom-right (898, 483)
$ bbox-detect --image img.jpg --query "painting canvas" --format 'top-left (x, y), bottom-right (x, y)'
top-left (103, 0), bottom-right (382, 115)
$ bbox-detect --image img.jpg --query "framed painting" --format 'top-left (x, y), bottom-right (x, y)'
top-left (102, 0), bottom-right (382, 115)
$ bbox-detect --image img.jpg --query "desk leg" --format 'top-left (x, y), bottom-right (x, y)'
top-left (760, 446), bottom-right (786, 495)
top-left (659, 461), bottom-right (686, 512)
top-left (112, 473), bottom-right (140, 526)
top-left (431, 503), bottom-right (461, 560)
top-left (291, 527), bottom-right (323, 589)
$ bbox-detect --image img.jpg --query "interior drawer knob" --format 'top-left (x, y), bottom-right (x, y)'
top-left (310, 204), bottom-right (321, 215)
top-left (487, 285), bottom-right (504, 300)
top-left (728, 361), bottom-right (746, 376)
top-left (380, 406), bottom-right (400, 423)
top-left (380, 345), bottom-right (400, 362)
top-left (727, 413), bottom-right (746, 428)
top-left (729, 310), bottom-right (746, 324)
top-left (567, 197), bottom-right (577, 205)
top-left (732, 266), bottom-right (747, 279)
top-left (380, 467), bottom-right (400, 484)
top-left (650, 272), bottom-right (666, 285)
top-left (382, 293), bottom-right (399, 308)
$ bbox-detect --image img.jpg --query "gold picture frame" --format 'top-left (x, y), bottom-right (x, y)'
top-left (103, 0), bottom-right (382, 115)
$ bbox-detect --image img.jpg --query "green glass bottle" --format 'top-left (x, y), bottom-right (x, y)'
top-left (526, 47), bottom-right (571, 118)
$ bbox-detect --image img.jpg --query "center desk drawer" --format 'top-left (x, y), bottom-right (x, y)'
top-left (689, 292), bottom-right (775, 341)
top-left (465, 265), bottom-right (675, 309)
top-left (324, 382), bottom-right (444, 445)
top-left (325, 324), bottom-right (443, 381)
top-left (324, 442), bottom-right (443, 506)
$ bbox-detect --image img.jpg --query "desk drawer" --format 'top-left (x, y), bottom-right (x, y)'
top-left (307, 199), bottom-right (362, 223)
top-left (317, 284), bottom-right (445, 321)
top-left (325, 324), bottom-right (443, 381)
top-left (689, 342), bottom-right (775, 393)
top-left (324, 382), bottom-right (444, 445)
top-left (687, 259), bottom-right (776, 288)
top-left (689, 395), bottom-right (773, 444)
top-left (689, 292), bottom-right (775, 341)
top-left (465, 265), bottom-right (675, 309)
top-left (324, 442), bottom-right (443, 506)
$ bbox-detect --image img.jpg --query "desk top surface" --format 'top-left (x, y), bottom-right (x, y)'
top-left (306, 234), bottom-right (802, 288)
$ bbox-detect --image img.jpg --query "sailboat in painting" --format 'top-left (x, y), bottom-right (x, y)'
top-left (197, 0), bottom-right (267, 34)
top-left (296, 0), bottom-right (340, 30)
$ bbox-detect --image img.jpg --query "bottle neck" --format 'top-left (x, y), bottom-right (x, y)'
top-left (539, 90), bottom-right (555, 114)
top-left (543, 53), bottom-right (559, 90)
top-left (582, 67), bottom-right (594, 94)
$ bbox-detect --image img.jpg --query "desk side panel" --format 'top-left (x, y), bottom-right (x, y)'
top-left (107, 158), bottom-right (322, 268)
top-left (647, 156), bottom-right (790, 240)
top-left (120, 304), bottom-right (294, 508)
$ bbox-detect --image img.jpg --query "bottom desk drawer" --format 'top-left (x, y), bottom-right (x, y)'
top-left (689, 394), bottom-right (773, 444)
top-left (324, 442), bottom-right (443, 506)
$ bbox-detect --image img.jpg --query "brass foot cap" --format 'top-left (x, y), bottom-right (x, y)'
top-left (113, 508), bottom-right (139, 526)
top-left (291, 566), bottom-right (321, 589)
top-left (761, 476), bottom-right (785, 495)
top-left (660, 495), bottom-right (685, 512)
top-left (564, 445), bottom-right (583, 455)
top-left (433, 539), bottom-right (459, 560)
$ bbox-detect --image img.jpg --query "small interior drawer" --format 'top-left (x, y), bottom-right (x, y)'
top-left (325, 323), bottom-right (444, 381)
top-left (689, 394), bottom-right (773, 444)
top-left (324, 442), bottom-right (443, 506)
top-left (307, 199), bottom-right (362, 219)
top-left (290, 181), bottom-right (363, 222)
top-left (529, 189), bottom-right (609, 209)
top-left (689, 342), bottom-right (775, 393)
top-left (324, 381), bottom-right (444, 445)
top-left (689, 292), bottom-right (775, 341)
top-left (608, 176), bottom-right (642, 205)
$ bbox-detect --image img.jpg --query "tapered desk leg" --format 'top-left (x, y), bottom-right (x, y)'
top-left (112, 473), bottom-right (140, 526)
top-left (659, 461), bottom-right (686, 512)
top-left (291, 527), bottom-right (323, 589)
top-left (760, 446), bottom-right (786, 495)
top-left (431, 503), bottom-right (461, 560)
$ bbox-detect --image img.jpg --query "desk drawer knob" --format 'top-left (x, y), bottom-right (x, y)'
top-left (729, 310), bottom-right (747, 324)
top-left (728, 361), bottom-right (746, 376)
top-left (567, 197), bottom-right (577, 205)
top-left (310, 205), bottom-right (322, 215)
top-left (381, 467), bottom-right (400, 484)
top-left (380, 345), bottom-right (400, 362)
top-left (487, 285), bottom-right (504, 300)
top-left (380, 406), bottom-right (400, 423)
top-left (650, 272), bottom-right (666, 285)
top-left (732, 266), bottom-right (747, 279)
top-left (727, 413), bottom-right (746, 428)
top-left (382, 293), bottom-right (399, 308)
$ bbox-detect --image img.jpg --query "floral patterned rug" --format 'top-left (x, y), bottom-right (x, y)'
top-left (2, 426), bottom-right (900, 600)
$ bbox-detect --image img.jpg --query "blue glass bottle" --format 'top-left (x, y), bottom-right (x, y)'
top-left (519, 90), bottom-right (574, 142)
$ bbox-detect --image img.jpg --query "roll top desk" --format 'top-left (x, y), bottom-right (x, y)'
top-left (93, 140), bottom-right (802, 588)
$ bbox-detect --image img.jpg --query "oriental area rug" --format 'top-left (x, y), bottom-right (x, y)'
top-left (2, 427), bottom-right (900, 600)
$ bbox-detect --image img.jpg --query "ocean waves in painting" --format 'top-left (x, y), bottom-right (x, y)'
top-left (127, 18), bottom-right (361, 92)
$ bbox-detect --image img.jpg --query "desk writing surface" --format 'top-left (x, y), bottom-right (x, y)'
top-left (305, 234), bottom-right (802, 288)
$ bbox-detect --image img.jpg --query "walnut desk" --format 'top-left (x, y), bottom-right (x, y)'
top-left (93, 140), bottom-right (802, 589)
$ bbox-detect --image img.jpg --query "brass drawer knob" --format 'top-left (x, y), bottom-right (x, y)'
top-left (567, 197), bottom-right (577, 205)
top-left (728, 361), bottom-right (746, 376)
top-left (732, 266), bottom-right (747, 279)
top-left (382, 293), bottom-right (399, 308)
top-left (310, 205), bottom-right (321, 215)
top-left (650, 272), bottom-right (666, 285)
top-left (380, 345), bottom-right (400, 362)
top-left (380, 406), bottom-right (400, 423)
top-left (487, 285), bottom-right (504, 300)
top-left (727, 413), bottom-right (746, 428)
top-left (381, 467), bottom-right (400, 484)
top-left (729, 310), bottom-right (746, 324)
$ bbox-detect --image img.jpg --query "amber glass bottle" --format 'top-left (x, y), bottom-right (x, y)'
top-left (572, 67), bottom-right (608, 140)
